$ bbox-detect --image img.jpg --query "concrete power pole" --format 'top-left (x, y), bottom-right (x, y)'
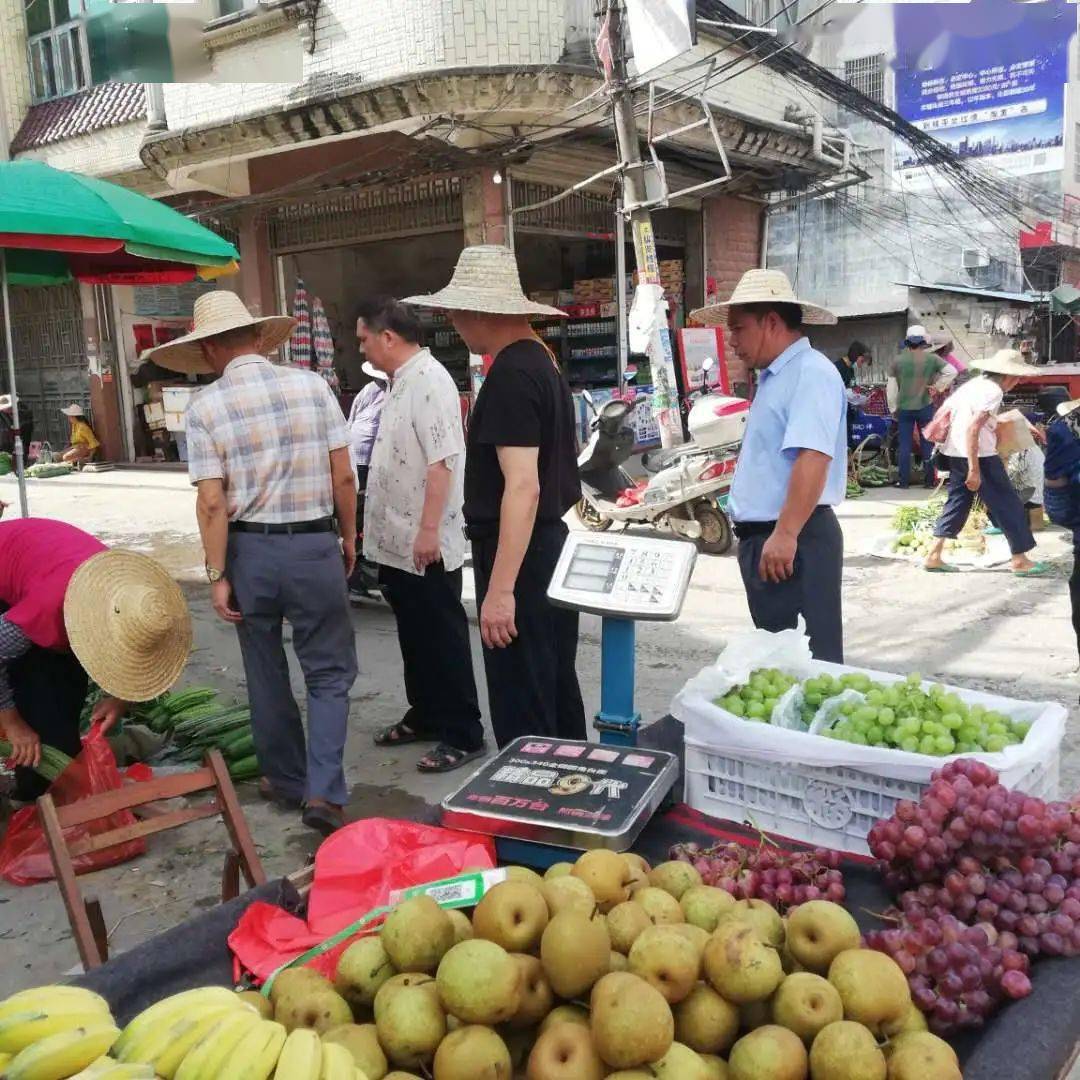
top-left (605, 0), bottom-right (682, 448)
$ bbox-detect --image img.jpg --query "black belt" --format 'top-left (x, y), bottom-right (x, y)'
top-left (733, 505), bottom-right (832, 540)
top-left (463, 519), bottom-right (565, 541)
top-left (229, 517), bottom-right (335, 535)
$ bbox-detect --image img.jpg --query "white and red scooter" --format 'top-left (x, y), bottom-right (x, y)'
top-left (576, 361), bottom-right (748, 554)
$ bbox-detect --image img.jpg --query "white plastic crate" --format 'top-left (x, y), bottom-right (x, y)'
top-left (684, 738), bottom-right (1060, 856)
top-left (673, 630), bottom-right (1068, 856)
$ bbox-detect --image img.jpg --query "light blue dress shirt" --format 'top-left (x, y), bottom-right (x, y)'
top-left (728, 337), bottom-right (848, 523)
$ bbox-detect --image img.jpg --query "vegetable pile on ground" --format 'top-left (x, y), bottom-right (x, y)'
top-left (891, 499), bottom-right (987, 559)
top-left (867, 758), bottom-right (1080, 1036)
top-left (712, 667), bottom-right (1032, 756)
top-left (0, 848), bottom-right (967, 1078)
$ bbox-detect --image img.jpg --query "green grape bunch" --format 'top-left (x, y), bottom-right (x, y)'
top-left (713, 667), bottom-right (799, 723)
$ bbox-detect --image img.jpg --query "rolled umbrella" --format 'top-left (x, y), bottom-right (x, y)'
top-left (287, 277), bottom-right (313, 369)
top-left (0, 161), bottom-right (239, 516)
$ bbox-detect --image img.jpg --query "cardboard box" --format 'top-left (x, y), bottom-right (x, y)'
top-left (144, 402), bottom-right (165, 424)
top-left (996, 410), bottom-right (1035, 455)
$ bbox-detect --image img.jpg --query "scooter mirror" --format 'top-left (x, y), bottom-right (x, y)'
top-left (701, 357), bottom-right (715, 373)
top-left (623, 369), bottom-right (637, 383)
top-left (581, 389), bottom-right (594, 408)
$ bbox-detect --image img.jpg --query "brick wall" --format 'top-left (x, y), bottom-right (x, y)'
top-left (704, 195), bottom-right (762, 303)
top-left (0, 0), bottom-right (31, 152)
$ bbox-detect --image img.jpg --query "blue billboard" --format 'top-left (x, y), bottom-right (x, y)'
top-left (894, 0), bottom-right (1073, 183)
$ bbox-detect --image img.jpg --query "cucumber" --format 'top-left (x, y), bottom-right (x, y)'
top-left (224, 733), bottom-right (256, 761)
top-left (228, 755), bottom-right (261, 781)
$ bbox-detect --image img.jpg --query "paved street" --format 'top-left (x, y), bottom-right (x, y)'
top-left (1, 467), bottom-right (1077, 989)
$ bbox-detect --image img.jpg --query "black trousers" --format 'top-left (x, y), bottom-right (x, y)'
top-left (347, 464), bottom-right (374, 594)
top-left (471, 520), bottom-right (586, 748)
top-left (379, 562), bottom-right (484, 752)
top-left (9, 644), bottom-right (87, 800)
top-left (932, 455), bottom-right (1034, 556)
top-left (736, 507), bottom-right (844, 663)
top-left (1070, 530), bottom-right (1080, 669)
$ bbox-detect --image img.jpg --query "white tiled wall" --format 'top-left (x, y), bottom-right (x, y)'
top-left (16, 121), bottom-right (145, 178)
top-left (0, 0), bottom-right (31, 150)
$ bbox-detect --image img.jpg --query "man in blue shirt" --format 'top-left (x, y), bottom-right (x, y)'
top-left (693, 270), bottom-right (846, 660)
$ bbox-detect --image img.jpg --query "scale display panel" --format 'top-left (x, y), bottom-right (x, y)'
top-left (547, 533), bottom-right (696, 620)
top-left (441, 737), bottom-right (680, 851)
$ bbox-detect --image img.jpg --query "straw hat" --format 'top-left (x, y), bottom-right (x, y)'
top-left (1057, 399), bottom-right (1080, 418)
top-left (64, 550), bottom-right (192, 702)
top-left (402, 245), bottom-right (566, 319)
top-left (690, 269), bottom-right (837, 326)
top-left (0, 395), bottom-right (11, 412)
top-left (361, 360), bottom-right (388, 382)
top-left (144, 291), bottom-right (297, 376)
top-left (60, 403), bottom-right (84, 417)
top-left (972, 349), bottom-right (1039, 377)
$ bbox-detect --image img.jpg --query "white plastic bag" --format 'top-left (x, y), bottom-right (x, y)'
top-left (807, 689), bottom-right (866, 736)
top-left (772, 681), bottom-right (808, 731)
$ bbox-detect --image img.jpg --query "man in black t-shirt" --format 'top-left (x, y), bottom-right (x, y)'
top-left (404, 246), bottom-right (586, 747)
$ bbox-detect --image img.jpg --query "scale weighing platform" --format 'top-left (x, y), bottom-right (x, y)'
top-left (442, 532), bottom-right (696, 866)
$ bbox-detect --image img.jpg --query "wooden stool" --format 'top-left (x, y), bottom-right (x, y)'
top-left (38, 749), bottom-right (266, 970)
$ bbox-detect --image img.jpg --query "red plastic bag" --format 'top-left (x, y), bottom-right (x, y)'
top-left (0, 726), bottom-right (147, 885)
top-left (228, 817), bottom-right (496, 984)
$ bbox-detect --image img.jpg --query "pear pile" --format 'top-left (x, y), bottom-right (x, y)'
top-left (0, 852), bottom-right (964, 1079)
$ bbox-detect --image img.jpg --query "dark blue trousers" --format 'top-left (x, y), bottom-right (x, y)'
top-left (933, 455), bottom-right (1034, 556)
top-left (897, 404), bottom-right (936, 487)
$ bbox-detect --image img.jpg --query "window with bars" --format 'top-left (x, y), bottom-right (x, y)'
top-left (843, 54), bottom-right (887, 105)
top-left (23, 0), bottom-right (107, 101)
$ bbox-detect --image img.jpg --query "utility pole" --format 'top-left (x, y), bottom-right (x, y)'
top-left (606, 0), bottom-right (682, 448)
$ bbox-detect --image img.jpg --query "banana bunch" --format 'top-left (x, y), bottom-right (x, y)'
top-left (0, 985), bottom-right (119, 1080)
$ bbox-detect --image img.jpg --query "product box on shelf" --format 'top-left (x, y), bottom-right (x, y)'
top-left (672, 627), bottom-right (1066, 855)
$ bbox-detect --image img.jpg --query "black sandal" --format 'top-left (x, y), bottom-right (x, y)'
top-left (373, 720), bottom-right (426, 747)
top-left (416, 743), bottom-right (486, 774)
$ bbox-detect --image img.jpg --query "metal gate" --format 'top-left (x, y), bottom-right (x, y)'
top-left (1, 283), bottom-right (88, 449)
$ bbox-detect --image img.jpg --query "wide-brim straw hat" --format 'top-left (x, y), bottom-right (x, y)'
top-left (0, 395), bottom-right (11, 412)
top-left (144, 291), bottom-right (297, 376)
top-left (972, 349), bottom-right (1039, 377)
top-left (1057, 399), bottom-right (1080, 418)
top-left (690, 269), bottom-right (837, 327)
top-left (64, 550), bottom-right (192, 702)
top-left (402, 245), bottom-right (566, 319)
top-left (60, 403), bottom-right (84, 417)
top-left (361, 360), bottom-right (388, 381)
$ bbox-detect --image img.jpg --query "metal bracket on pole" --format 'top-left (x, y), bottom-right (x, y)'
top-left (635, 67), bottom-right (733, 210)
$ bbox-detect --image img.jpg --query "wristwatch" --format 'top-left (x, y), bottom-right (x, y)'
top-left (206, 565), bottom-right (224, 584)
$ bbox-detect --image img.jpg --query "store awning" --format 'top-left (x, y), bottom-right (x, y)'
top-left (1050, 284), bottom-right (1080, 315)
top-left (829, 301), bottom-right (908, 319)
top-left (895, 280), bottom-right (1048, 304)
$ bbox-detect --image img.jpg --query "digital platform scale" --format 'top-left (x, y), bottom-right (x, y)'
top-left (441, 533), bottom-right (695, 865)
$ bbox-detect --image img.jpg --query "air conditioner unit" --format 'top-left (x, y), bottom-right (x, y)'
top-left (962, 248), bottom-right (991, 271)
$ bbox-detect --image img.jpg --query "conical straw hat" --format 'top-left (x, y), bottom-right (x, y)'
top-left (403, 245), bottom-right (566, 318)
top-left (690, 269), bottom-right (837, 326)
top-left (64, 550), bottom-right (192, 702)
top-left (972, 349), bottom-right (1039, 377)
top-left (143, 291), bottom-right (297, 375)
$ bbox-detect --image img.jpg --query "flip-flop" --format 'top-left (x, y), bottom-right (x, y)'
top-left (1014, 562), bottom-right (1053, 578)
top-left (924, 564), bottom-right (960, 573)
top-left (416, 743), bottom-right (487, 774)
top-left (983, 527), bottom-right (1004, 536)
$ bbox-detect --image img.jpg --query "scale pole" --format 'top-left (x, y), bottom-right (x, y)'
top-left (595, 617), bottom-right (642, 745)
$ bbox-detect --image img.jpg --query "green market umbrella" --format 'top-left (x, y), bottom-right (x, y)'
top-left (0, 161), bottom-right (239, 515)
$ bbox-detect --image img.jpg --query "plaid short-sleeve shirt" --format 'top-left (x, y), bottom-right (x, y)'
top-left (185, 355), bottom-right (350, 523)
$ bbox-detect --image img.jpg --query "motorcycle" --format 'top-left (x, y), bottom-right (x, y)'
top-left (575, 361), bottom-right (748, 555)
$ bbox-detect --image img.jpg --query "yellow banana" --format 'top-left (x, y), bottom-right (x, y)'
top-left (0, 989), bottom-right (110, 1027)
top-left (318, 1042), bottom-right (356, 1080)
top-left (68, 1059), bottom-right (153, 1079)
top-left (0, 1011), bottom-right (112, 1055)
top-left (0, 1054), bottom-right (10, 1071)
top-left (2, 1021), bottom-right (120, 1080)
top-left (151, 1006), bottom-right (238, 1079)
top-left (174, 1007), bottom-right (260, 1080)
top-left (222, 1020), bottom-right (286, 1080)
top-left (274, 1029), bottom-right (321, 1080)
top-left (112, 987), bottom-right (239, 1060)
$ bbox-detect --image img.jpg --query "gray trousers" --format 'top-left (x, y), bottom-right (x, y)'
top-left (227, 531), bottom-right (358, 805)
top-left (735, 507), bottom-right (844, 663)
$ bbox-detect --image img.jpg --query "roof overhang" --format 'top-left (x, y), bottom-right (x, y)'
top-left (140, 66), bottom-right (847, 197)
top-left (897, 280), bottom-right (1048, 305)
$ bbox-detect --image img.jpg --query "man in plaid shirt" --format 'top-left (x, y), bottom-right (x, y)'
top-left (147, 292), bottom-right (358, 837)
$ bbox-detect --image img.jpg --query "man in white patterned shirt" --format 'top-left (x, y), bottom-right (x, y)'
top-left (359, 297), bottom-right (485, 773)
top-left (146, 292), bottom-right (358, 836)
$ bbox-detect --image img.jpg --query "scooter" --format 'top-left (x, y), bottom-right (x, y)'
top-left (575, 362), bottom-right (748, 554)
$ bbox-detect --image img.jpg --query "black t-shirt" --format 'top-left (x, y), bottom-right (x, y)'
top-left (834, 358), bottom-right (855, 388)
top-left (464, 339), bottom-right (582, 525)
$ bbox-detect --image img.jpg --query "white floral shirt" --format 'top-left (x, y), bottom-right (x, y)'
top-left (363, 349), bottom-right (466, 574)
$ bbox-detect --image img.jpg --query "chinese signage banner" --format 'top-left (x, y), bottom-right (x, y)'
top-left (893, 0), bottom-right (1073, 187)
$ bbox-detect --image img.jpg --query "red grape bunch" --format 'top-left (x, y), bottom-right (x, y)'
top-left (865, 911), bottom-right (1032, 1036)
top-left (669, 840), bottom-right (845, 911)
